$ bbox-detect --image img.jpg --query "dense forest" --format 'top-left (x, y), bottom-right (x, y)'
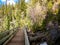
top-left (0, 0), bottom-right (59, 31)
top-left (0, 0), bottom-right (60, 45)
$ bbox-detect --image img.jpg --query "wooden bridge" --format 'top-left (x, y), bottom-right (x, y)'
top-left (0, 27), bottom-right (25, 45)
top-left (7, 29), bottom-right (24, 45)
top-left (0, 27), bottom-right (30, 45)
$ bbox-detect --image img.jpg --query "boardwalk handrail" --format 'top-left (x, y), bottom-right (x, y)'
top-left (23, 27), bottom-right (30, 45)
top-left (0, 27), bottom-right (19, 45)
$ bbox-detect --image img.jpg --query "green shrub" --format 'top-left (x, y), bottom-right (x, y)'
top-left (32, 23), bottom-right (41, 32)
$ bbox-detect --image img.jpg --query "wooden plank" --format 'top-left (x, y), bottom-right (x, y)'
top-left (7, 29), bottom-right (24, 45)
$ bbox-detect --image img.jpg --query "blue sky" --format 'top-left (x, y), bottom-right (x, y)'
top-left (0, 0), bottom-right (18, 5)
top-left (0, 0), bottom-right (29, 5)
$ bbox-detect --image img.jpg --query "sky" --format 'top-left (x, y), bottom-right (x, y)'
top-left (0, 0), bottom-right (18, 5)
top-left (0, 0), bottom-right (29, 5)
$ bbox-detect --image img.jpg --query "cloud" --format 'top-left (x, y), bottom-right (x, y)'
top-left (1, 0), bottom-right (16, 5)
top-left (7, 0), bottom-right (16, 5)
top-left (25, 0), bottom-right (29, 2)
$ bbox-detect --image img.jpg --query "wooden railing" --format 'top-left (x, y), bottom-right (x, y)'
top-left (23, 27), bottom-right (30, 45)
top-left (0, 27), bottom-right (20, 45)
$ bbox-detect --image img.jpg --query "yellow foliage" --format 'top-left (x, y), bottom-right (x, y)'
top-left (53, 8), bottom-right (59, 15)
top-left (20, 17), bottom-right (32, 28)
top-left (47, 1), bottom-right (53, 10)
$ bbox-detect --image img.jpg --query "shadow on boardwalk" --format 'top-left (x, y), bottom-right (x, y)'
top-left (7, 29), bottom-right (24, 45)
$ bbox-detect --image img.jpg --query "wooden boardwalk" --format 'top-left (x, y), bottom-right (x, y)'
top-left (7, 29), bottom-right (24, 45)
